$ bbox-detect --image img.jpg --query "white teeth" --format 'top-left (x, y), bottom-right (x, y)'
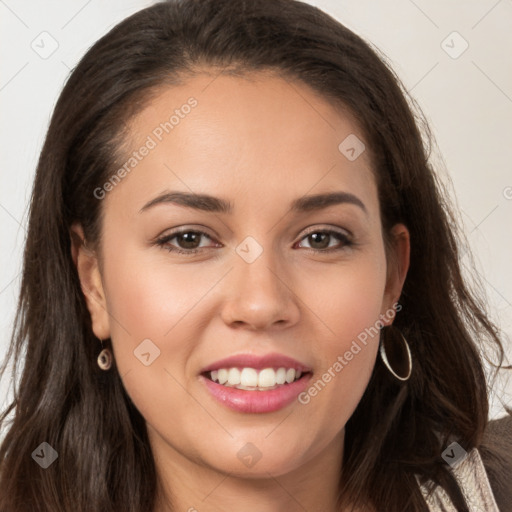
top-left (228, 368), bottom-right (241, 385)
top-left (218, 368), bottom-right (228, 384)
top-left (258, 368), bottom-right (276, 387)
top-left (240, 368), bottom-right (258, 387)
top-left (208, 366), bottom-right (305, 390)
top-left (276, 367), bottom-right (286, 385)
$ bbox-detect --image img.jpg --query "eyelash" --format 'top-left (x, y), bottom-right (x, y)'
top-left (154, 228), bottom-right (354, 255)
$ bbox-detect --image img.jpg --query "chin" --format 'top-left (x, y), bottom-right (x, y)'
top-left (197, 440), bottom-right (311, 479)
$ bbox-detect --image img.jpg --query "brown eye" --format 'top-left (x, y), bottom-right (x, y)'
top-left (297, 230), bottom-right (352, 252)
top-left (174, 231), bottom-right (203, 249)
top-left (156, 230), bottom-right (218, 254)
top-left (306, 232), bottom-right (330, 250)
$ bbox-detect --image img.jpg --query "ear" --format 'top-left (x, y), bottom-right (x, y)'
top-left (70, 223), bottom-right (111, 340)
top-left (381, 223), bottom-right (410, 324)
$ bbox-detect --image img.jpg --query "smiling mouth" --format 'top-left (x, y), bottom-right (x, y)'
top-left (203, 367), bottom-right (311, 391)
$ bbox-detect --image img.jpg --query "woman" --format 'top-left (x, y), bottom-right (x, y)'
top-left (0, 0), bottom-right (510, 510)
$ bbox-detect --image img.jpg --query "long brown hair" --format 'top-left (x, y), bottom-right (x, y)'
top-left (0, 0), bottom-right (509, 510)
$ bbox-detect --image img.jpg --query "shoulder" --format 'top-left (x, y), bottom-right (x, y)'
top-left (417, 414), bottom-right (512, 512)
top-left (479, 410), bottom-right (512, 512)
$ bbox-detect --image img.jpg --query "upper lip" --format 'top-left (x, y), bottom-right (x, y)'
top-left (200, 352), bottom-right (312, 374)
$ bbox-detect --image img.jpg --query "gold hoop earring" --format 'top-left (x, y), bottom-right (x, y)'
top-left (97, 340), bottom-right (113, 371)
top-left (379, 325), bottom-right (412, 381)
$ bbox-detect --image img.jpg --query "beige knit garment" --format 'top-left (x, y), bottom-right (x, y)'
top-left (416, 448), bottom-right (500, 511)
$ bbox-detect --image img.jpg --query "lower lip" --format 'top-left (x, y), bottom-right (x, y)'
top-left (200, 373), bottom-right (312, 413)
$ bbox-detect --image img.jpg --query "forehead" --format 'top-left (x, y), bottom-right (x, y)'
top-left (107, 71), bottom-right (378, 219)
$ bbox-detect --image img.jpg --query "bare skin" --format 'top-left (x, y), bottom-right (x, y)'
top-left (72, 70), bottom-right (409, 512)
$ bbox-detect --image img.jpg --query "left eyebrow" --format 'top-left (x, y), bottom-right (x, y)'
top-left (290, 192), bottom-right (367, 215)
top-left (139, 190), bottom-right (367, 215)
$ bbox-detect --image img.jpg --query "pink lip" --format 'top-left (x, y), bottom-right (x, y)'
top-left (200, 372), bottom-right (313, 413)
top-left (200, 352), bottom-right (312, 373)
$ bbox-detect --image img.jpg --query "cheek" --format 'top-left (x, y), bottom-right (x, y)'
top-left (304, 247), bottom-right (387, 346)
top-left (100, 249), bottom-right (214, 430)
top-left (99, 242), bottom-right (219, 387)
top-left (102, 242), bottom-right (216, 337)
top-left (299, 251), bottom-right (386, 419)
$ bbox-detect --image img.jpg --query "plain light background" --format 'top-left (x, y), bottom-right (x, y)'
top-left (1, 0), bottom-right (511, 420)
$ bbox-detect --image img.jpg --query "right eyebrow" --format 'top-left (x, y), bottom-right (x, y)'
top-left (139, 191), bottom-right (233, 214)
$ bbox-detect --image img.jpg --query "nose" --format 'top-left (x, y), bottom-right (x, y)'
top-left (220, 246), bottom-right (301, 331)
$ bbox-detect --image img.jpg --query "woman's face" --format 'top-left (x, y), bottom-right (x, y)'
top-left (75, 71), bottom-right (409, 481)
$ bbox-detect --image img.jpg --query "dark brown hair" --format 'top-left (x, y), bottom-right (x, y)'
top-left (0, 0), bottom-right (509, 510)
